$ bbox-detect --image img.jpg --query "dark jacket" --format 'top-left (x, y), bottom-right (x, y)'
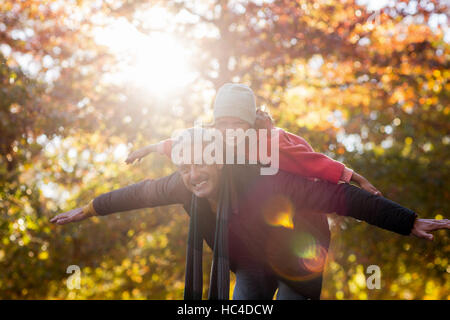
top-left (93, 165), bottom-right (417, 299)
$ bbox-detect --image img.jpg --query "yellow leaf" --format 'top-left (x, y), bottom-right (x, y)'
top-left (38, 251), bottom-right (49, 260)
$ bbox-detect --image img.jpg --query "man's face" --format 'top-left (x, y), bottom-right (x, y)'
top-left (214, 116), bottom-right (252, 135)
top-left (178, 163), bottom-right (223, 199)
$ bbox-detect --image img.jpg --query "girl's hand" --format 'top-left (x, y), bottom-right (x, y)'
top-left (255, 109), bottom-right (274, 130)
top-left (351, 172), bottom-right (382, 196)
top-left (359, 180), bottom-right (382, 196)
top-left (125, 149), bottom-right (147, 164)
top-left (411, 218), bottom-right (450, 241)
top-left (50, 207), bottom-right (88, 225)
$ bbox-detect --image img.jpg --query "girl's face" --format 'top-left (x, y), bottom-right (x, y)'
top-left (214, 116), bottom-right (253, 148)
top-left (214, 116), bottom-right (252, 135)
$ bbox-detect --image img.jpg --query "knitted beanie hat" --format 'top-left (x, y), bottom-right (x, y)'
top-left (213, 83), bottom-right (257, 126)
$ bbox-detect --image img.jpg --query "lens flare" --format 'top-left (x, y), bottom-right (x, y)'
top-left (292, 232), bottom-right (327, 273)
top-left (263, 195), bottom-right (294, 229)
top-left (265, 230), bottom-right (328, 283)
top-left (292, 232), bottom-right (317, 259)
top-left (301, 245), bottom-right (328, 273)
top-left (263, 196), bottom-right (328, 282)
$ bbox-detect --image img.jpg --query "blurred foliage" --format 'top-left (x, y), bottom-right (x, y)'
top-left (0, 0), bottom-right (448, 299)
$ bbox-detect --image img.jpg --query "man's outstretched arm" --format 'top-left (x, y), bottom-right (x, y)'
top-left (50, 172), bottom-right (190, 225)
top-left (281, 173), bottom-right (449, 240)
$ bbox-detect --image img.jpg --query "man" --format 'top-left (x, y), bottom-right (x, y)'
top-left (51, 127), bottom-right (449, 300)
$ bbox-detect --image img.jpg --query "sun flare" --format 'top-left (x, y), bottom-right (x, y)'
top-left (94, 16), bottom-right (194, 94)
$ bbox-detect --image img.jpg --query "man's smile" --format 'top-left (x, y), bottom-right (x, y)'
top-left (193, 179), bottom-right (208, 189)
top-left (191, 177), bottom-right (210, 193)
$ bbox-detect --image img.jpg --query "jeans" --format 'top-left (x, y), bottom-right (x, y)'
top-left (232, 265), bottom-right (308, 300)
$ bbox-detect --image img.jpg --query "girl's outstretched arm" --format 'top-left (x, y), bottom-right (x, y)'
top-left (125, 144), bottom-right (157, 164)
top-left (125, 139), bottom-right (172, 164)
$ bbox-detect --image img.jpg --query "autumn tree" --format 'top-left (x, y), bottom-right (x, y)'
top-left (0, 0), bottom-right (448, 299)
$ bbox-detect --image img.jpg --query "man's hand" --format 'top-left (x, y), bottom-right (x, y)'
top-left (50, 207), bottom-right (89, 225)
top-left (411, 218), bottom-right (450, 241)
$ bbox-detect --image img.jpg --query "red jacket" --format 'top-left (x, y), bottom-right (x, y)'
top-left (157, 127), bottom-right (352, 184)
top-left (275, 128), bottom-right (352, 184)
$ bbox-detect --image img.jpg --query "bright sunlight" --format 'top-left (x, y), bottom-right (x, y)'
top-left (94, 14), bottom-right (195, 95)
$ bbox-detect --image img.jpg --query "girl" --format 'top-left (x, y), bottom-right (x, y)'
top-left (125, 109), bottom-right (381, 196)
